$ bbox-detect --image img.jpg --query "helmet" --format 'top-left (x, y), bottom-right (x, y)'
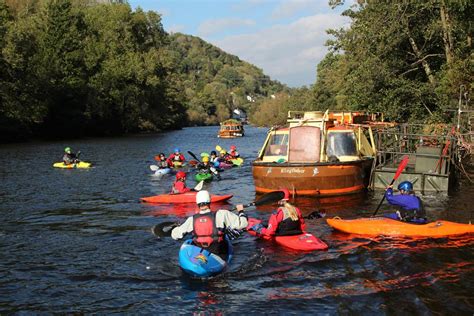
top-left (202, 156), bottom-right (209, 162)
top-left (200, 152), bottom-right (209, 157)
top-left (220, 149), bottom-right (227, 154)
top-left (196, 190), bottom-right (211, 205)
top-left (64, 147), bottom-right (71, 153)
top-left (159, 152), bottom-right (165, 157)
top-left (280, 188), bottom-right (290, 201)
top-left (211, 151), bottom-right (217, 156)
top-left (397, 181), bottom-right (413, 192)
top-left (176, 171), bottom-right (186, 180)
top-left (230, 145), bottom-right (236, 150)
top-left (174, 148), bottom-right (180, 153)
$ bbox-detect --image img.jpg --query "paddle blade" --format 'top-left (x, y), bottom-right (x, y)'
top-left (215, 145), bottom-right (222, 152)
top-left (152, 222), bottom-right (178, 237)
top-left (187, 151), bottom-right (199, 161)
top-left (194, 180), bottom-right (204, 191)
top-left (254, 191), bottom-right (285, 206)
top-left (394, 155), bottom-right (409, 180)
top-left (150, 165), bottom-right (159, 171)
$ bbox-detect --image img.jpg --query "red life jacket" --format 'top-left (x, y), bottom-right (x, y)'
top-left (192, 212), bottom-right (223, 248)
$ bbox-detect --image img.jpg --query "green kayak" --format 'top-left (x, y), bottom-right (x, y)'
top-left (195, 172), bottom-right (213, 182)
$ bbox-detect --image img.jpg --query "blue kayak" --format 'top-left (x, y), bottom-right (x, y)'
top-left (178, 238), bottom-right (233, 278)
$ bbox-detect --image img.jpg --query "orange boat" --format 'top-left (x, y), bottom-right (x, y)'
top-left (252, 111), bottom-right (378, 196)
top-left (218, 119), bottom-right (244, 138)
top-left (326, 217), bottom-right (474, 237)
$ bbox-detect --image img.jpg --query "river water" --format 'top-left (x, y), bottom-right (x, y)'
top-left (0, 126), bottom-right (472, 314)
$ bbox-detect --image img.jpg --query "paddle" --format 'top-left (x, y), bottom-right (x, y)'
top-left (187, 151), bottom-right (200, 162)
top-left (372, 155), bottom-right (410, 217)
top-left (151, 190), bottom-right (285, 238)
top-left (215, 145), bottom-right (222, 152)
top-left (194, 180), bottom-right (204, 191)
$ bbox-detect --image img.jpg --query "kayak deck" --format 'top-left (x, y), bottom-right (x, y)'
top-left (326, 217), bottom-right (474, 237)
top-left (178, 239), bottom-right (232, 277)
top-left (247, 218), bottom-right (328, 251)
top-left (53, 161), bottom-right (92, 169)
top-left (141, 191), bottom-right (232, 204)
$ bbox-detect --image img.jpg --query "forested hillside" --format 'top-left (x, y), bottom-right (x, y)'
top-left (0, 0), bottom-right (285, 142)
top-left (250, 1), bottom-right (473, 127)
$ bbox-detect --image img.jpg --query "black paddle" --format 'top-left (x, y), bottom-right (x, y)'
top-left (187, 151), bottom-right (200, 162)
top-left (151, 190), bottom-right (285, 238)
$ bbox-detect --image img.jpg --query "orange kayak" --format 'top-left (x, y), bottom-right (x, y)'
top-left (326, 217), bottom-right (474, 237)
top-left (141, 191), bottom-right (232, 204)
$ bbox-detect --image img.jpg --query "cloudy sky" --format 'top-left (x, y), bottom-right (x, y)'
top-left (128, 0), bottom-right (352, 87)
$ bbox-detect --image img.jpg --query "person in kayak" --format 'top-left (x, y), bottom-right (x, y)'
top-left (229, 145), bottom-right (240, 158)
top-left (217, 149), bottom-right (232, 163)
top-left (249, 188), bottom-right (306, 236)
top-left (384, 181), bottom-right (427, 223)
top-left (209, 151), bottom-right (218, 164)
top-left (154, 153), bottom-right (169, 169)
top-left (62, 147), bottom-right (79, 165)
top-left (167, 148), bottom-right (186, 167)
top-left (196, 156), bottom-right (221, 180)
top-left (171, 190), bottom-right (248, 257)
top-left (171, 171), bottom-right (192, 194)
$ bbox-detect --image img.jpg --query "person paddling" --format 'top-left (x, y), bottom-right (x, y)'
top-left (167, 148), bottom-right (186, 167)
top-left (62, 147), bottom-right (79, 165)
top-left (217, 149), bottom-right (232, 163)
top-left (249, 188), bottom-right (306, 236)
top-left (171, 171), bottom-right (192, 194)
top-left (154, 153), bottom-right (169, 169)
top-left (229, 145), bottom-right (240, 158)
top-left (209, 151), bottom-right (218, 164)
top-left (196, 156), bottom-right (221, 180)
top-left (171, 190), bottom-right (247, 258)
top-left (384, 181), bottom-right (427, 223)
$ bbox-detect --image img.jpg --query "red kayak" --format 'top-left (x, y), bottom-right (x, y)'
top-left (247, 218), bottom-right (328, 251)
top-left (141, 191), bottom-right (233, 204)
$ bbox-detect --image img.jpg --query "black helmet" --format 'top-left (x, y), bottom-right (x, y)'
top-left (211, 151), bottom-right (217, 155)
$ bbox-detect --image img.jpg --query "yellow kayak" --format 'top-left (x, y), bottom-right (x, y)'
top-left (53, 162), bottom-right (92, 169)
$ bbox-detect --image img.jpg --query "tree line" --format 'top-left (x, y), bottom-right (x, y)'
top-left (0, 0), bottom-right (284, 142)
top-left (250, 0), bottom-right (472, 127)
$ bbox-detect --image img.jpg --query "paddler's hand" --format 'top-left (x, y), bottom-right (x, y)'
top-left (236, 204), bottom-right (244, 213)
top-left (386, 185), bottom-right (393, 190)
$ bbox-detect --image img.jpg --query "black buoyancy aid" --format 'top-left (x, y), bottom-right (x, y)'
top-left (193, 212), bottom-right (223, 248)
top-left (399, 197), bottom-right (426, 221)
top-left (275, 207), bottom-right (303, 236)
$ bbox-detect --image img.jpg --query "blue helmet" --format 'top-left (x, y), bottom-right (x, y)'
top-left (174, 148), bottom-right (180, 153)
top-left (397, 181), bottom-right (413, 192)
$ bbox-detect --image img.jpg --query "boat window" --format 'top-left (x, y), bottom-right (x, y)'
top-left (326, 132), bottom-right (358, 157)
top-left (264, 133), bottom-right (288, 156)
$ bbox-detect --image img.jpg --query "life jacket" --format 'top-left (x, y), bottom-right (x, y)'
top-left (275, 206), bottom-right (303, 236)
top-left (192, 212), bottom-right (223, 248)
top-left (158, 160), bottom-right (168, 168)
top-left (398, 197), bottom-right (426, 223)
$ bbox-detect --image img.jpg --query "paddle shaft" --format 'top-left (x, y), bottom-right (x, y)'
top-left (187, 151), bottom-right (200, 162)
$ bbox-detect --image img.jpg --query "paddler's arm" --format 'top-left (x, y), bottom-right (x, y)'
top-left (171, 217), bottom-right (193, 240)
top-left (217, 205), bottom-right (248, 230)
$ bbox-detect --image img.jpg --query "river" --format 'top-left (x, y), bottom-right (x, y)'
top-left (0, 126), bottom-right (473, 314)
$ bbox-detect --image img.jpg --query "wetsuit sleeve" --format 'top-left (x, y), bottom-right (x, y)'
top-left (260, 211), bottom-right (283, 236)
top-left (171, 217), bottom-right (193, 240)
top-left (180, 154), bottom-right (186, 162)
top-left (385, 188), bottom-right (420, 210)
top-left (216, 210), bottom-right (248, 230)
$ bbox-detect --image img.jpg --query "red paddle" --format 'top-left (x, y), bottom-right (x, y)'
top-left (372, 155), bottom-right (410, 216)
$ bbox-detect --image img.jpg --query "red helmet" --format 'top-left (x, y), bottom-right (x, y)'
top-left (280, 188), bottom-right (290, 201)
top-left (230, 145), bottom-right (237, 150)
top-left (176, 171), bottom-right (186, 180)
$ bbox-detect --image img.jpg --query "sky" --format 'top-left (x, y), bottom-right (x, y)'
top-left (128, 0), bottom-right (353, 87)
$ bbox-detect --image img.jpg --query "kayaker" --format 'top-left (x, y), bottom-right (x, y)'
top-left (154, 153), bottom-right (169, 169)
top-left (62, 147), bottom-right (79, 165)
top-left (171, 171), bottom-right (192, 194)
top-left (384, 181), bottom-right (427, 223)
top-left (167, 148), bottom-right (186, 167)
top-left (217, 149), bottom-right (232, 163)
top-left (209, 151), bottom-right (218, 164)
top-left (229, 145), bottom-right (240, 158)
top-left (196, 156), bottom-right (221, 180)
top-left (171, 190), bottom-right (248, 257)
top-left (249, 188), bottom-right (306, 236)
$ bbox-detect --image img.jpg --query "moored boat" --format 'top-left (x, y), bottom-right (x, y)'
top-left (218, 119), bottom-right (244, 138)
top-left (252, 111), bottom-right (378, 196)
top-left (326, 217), bottom-right (474, 237)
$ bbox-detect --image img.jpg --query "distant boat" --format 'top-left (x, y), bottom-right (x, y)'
top-left (218, 119), bottom-right (244, 138)
top-left (252, 111), bottom-right (379, 196)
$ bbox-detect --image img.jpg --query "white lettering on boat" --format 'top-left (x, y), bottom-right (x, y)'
top-left (280, 168), bottom-right (305, 174)
top-left (266, 167), bottom-right (272, 175)
top-left (312, 167), bottom-right (319, 176)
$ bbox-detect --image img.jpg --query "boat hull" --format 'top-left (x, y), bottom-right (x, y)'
top-left (252, 158), bottom-right (373, 196)
top-left (326, 217), bottom-right (474, 237)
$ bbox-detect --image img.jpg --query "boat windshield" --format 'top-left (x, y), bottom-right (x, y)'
top-left (264, 133), bottom-right (288, 156)
top-left (326, 132), bottom-right (358, 157)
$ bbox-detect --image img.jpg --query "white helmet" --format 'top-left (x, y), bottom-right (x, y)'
top-left (196, 190), bottom-right (211, 205)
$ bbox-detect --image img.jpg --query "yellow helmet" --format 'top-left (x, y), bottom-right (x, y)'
top-left (202, 156), bottom-right (209, 162)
